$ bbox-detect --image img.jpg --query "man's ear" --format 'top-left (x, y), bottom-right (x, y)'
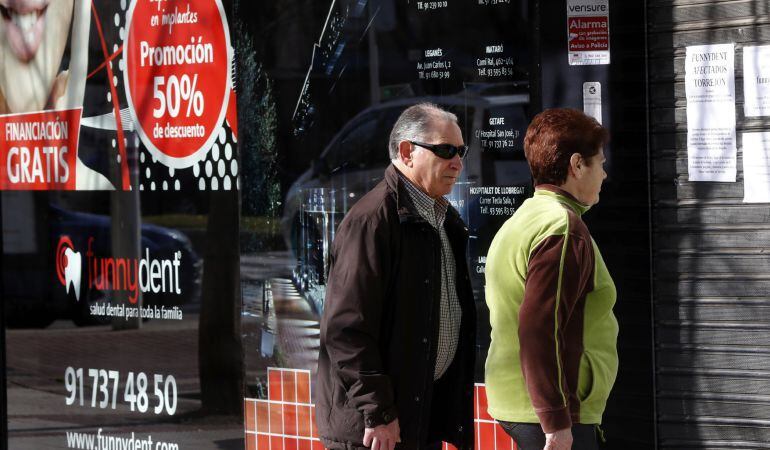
top-left (398, 140), bottom-right (413, 167)
top-left (568, 153), bottom-right (583, 178)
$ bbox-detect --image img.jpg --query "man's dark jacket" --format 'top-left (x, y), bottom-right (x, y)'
top-left (316, 165), bottom-right (476, 450)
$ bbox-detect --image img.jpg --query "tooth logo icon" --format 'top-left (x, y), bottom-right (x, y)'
top-left (56, 236), bottom-right (82, 301)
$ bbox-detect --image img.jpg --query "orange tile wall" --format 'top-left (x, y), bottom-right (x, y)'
top-left (245, 368), bottom-right (517, 450)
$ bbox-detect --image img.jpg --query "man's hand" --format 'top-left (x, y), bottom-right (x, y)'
top-left (363, 418), bottom-right (401, 450)
top-left (544, 428), bottom-right (572, 450)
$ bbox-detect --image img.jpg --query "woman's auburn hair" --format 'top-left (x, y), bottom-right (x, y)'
top-left (523, 108), bottom-right (609, 186)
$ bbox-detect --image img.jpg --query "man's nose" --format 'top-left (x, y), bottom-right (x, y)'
top-left (449, 154), bottom-right (463, 171)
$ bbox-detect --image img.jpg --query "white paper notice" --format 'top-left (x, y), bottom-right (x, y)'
top-left (742, 132), bottom-right (770, 203)
top-left (743, 45), bottom-right (770, 117)
top-left (583, 82), bottom-right (602, 124)
top-left (685, 43), bottom-right (737, 182)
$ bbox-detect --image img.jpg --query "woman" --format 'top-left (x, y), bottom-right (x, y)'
top-left (484, 108), bottom-right (617, 450)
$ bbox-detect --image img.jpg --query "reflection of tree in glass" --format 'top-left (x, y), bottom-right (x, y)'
top-left (236, 18), bottom-right (281, 252)
top-left (197, 17), bottom-right (285, 416)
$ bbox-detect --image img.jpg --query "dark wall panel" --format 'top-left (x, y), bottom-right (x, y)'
top-left (648, 0), bottom-right (770, 448)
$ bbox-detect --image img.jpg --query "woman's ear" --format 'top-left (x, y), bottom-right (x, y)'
top-left (568, 153), bottom-right (583, 178)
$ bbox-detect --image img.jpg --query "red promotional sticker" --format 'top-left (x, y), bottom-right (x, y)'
top-left (0, 109), bottom-right (81, 190)
top-left (566, 0), bottom-right (610, 66)
top-left (568, 16), bottom-right (609, 52)
top-left (124, 0), bottom-right (232, 168)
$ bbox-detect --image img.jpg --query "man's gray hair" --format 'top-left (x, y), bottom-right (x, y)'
top-left (388, 102), bottom-right (458, 160)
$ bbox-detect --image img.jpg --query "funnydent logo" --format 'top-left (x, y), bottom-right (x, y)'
top-left (57, 236), bottom-right (82, 301)
top-left (55, 236), bottom-right (184, 304)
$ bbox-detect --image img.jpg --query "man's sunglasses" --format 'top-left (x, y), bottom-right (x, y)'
top-left (409, 141), bottom-right (469, 159)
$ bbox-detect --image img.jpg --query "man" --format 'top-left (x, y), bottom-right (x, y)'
top-left (316, 103), bottom-right (476, 450)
